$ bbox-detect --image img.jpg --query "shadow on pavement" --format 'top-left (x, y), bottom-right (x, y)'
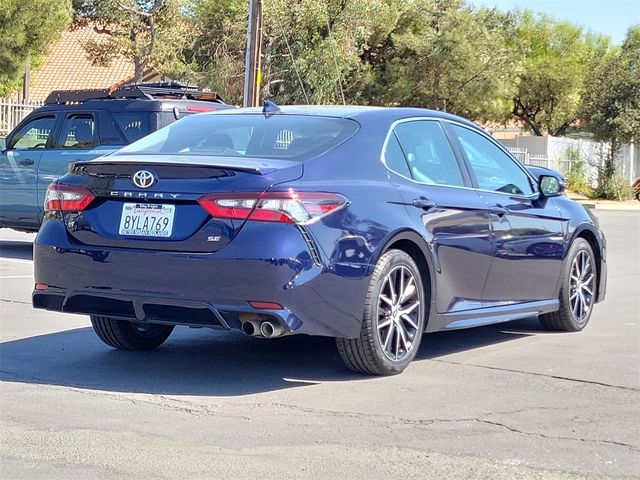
top-left (0, 241), bottom-right (34, 261)
top-left (0, 317), bottom-right (541, 396)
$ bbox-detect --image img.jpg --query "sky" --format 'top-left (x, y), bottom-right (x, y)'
top-left (468, 0), bottom-right (640, 44)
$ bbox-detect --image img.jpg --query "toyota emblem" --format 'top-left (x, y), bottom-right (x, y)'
top-left (131, 170), bottom-right (155, 189)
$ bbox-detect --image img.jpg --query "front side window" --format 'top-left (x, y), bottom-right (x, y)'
top-left (117, 114), bottom-right (359, 162)
top-left (452, 125), bottom-right (534, 196)
top-left (9, 116), bottom-right (56, 150)
top-left (393, 120), bottom-right (464, 187)
top-left (58, 114), bottom-right (97, 149)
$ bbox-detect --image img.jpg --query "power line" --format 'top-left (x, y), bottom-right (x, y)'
top-left (323, 1), bottom-right (346, 105)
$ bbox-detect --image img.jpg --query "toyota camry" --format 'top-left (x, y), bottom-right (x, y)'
top-left (32, 105), bottom-right (607, 375)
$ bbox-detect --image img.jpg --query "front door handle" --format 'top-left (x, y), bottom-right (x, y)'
top-left (490, 204), bottom-right (508, 217)
top-left (18, 159), bottom-right (35, 166)
top-left (412, 197), bottom-right (436, 210)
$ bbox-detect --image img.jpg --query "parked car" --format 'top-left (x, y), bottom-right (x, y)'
top-left (32, 105), bottom-right (607, 375)
top-left (632, 176), bottom-right (640, 201)
top-left (0, 82), bottom-right (232, 232)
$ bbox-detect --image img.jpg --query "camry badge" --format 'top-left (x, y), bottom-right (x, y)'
top-left (131, 170), bottom-right (155, 189)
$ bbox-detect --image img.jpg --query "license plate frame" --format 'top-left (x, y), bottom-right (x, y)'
top-left (118, 203), bottom-right (175, 238)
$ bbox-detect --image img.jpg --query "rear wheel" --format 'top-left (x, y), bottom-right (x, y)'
top-left (337, 249), bottom-right (426, 375)
top-left (539, 238), bottom-right (596, 332)
top-left (90, 315), bottom-right (174, 350)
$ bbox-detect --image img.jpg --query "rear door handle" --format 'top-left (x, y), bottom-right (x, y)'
top-left (18, 159), bottom-right (34, 166)
top-left (412, 197), bottom-right (436, 210)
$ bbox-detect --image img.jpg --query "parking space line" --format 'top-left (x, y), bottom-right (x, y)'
top-left (0, 275), bottom-right (33, 279)
top-left (0, 258), bottom-right (33, 264)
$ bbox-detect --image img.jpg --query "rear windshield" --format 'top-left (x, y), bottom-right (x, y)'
top-left (116, 114), bottom-right (359, 162)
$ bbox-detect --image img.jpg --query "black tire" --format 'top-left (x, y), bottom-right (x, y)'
top-left (336, 249), bottom-right (427, 375)
top-left (90, 315), bottom-right (174, 350)
top-left (539, 238), bottom-right (596, 332)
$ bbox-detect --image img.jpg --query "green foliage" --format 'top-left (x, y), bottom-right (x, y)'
top-left (375, 0), bottom-right (518, 120)
top-left (511, 11), bottom-right (612, 136)
top-left (592, 172), bottom-right (634, 201)
top-left (0, 0), bottom-right (72, 92)
top-left (262, 0), bottom-right (400, 105)
top-left (74, 0), bottom-right (189, 81)
top-left (581, 26), bottom-right (639, 199)
top-left (182, 0), bottom-right (248, 104)
top-left (581, 26), bottom-right (640, 145)
top-left (563, 146), bottom-right (592, 196)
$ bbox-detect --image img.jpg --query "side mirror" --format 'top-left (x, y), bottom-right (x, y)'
top-left (539, 175), bottom-right (564, 197)
top-left (0, 138), bottom-right (6, 152)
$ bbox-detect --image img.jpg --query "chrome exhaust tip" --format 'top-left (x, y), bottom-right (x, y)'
top-left (241, 319), bottom-right (260, 336)
top-left (259, 321), bottom-right (284, 338)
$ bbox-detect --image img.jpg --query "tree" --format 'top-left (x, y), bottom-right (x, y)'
top-left (73, 0), bottom-right (189, 82)
top-left (511, 11), bottom-right (611, 136)
top-left (0, 0), bottom-right (72, 95)
top-left (370, 0), bottom-right (518, 121)
top-left (581, 26), bottom-right (640, 198)
top-left (183, 0), bottom-right (248, 104)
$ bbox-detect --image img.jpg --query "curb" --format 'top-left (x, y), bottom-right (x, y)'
top-left (575, 201), bottom-right (640, 212)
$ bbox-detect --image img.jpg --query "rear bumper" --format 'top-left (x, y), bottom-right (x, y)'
top-left (33, 220), bottom-right (372, 338)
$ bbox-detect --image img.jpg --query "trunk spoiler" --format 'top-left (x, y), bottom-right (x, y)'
top-left (72, 154), bottom-right (299, 175)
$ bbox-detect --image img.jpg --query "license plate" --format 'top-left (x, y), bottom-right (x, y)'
top-left (119, 203), bottom-right (175, 237)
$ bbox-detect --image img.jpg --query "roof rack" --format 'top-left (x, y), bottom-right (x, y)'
top-left (45, 82), bottom-right (224, 105)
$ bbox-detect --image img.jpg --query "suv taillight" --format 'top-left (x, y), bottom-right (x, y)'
top-left (198, 190), bottom-right (348, 224)
top-left (44, 183), bottom-right (95, 212)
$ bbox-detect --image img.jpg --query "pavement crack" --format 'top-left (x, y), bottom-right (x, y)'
top-left (0, 298), bottom-right (31, 305)
top-left (430, 359), bottom-right (639, 391)
top-left (476, 418), bottom-right (640, 452)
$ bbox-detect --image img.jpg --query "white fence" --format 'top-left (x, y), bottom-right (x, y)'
top-left (0, 98), bottom-right (44, 137)
top-left (503, 136), bottom-right (639, 186)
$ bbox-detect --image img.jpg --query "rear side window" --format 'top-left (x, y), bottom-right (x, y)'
top-left (383, 133), bottom-right (411, 178)
top-left (99, 111), bottom-right (150, 145)
top-left (57, 114), bottom-right (97, 149)
top-left (117, 114), bottom-right (359, 162)
top-left (392, 121), bottom-right (464, 187)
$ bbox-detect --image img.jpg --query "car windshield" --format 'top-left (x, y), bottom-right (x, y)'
top-left (116, 113), bottom-right (359, 162)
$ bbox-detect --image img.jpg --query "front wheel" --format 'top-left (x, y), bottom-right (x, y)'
top-left (539, 238), bottom-right (597, 332)
top-left (90, 315), bottom-right (174, 350)
top-left (337, 249), bottom-right (427, 375)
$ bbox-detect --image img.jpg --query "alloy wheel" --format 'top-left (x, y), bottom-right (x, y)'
top-left (569, 250), bottom-right (595, 323)
top-left (377, 265), bottom-right (422, 361)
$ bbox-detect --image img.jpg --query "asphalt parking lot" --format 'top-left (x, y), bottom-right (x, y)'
top-left (0, 209), bottom-right (638, 480)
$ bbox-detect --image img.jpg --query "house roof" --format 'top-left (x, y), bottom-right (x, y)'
top-left (29, 26), bottom-right (155, 102)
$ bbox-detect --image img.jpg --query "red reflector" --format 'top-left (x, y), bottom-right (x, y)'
top-left (35, 283), bottom-right (48, 291)
top-left (187, 106), bottom-right (215, 112)
top-left (249, 301), bottom-right (283, 310)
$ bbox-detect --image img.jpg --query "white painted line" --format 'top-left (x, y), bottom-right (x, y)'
top-left (0, 275), bottom-right (33, 279)
top-left (0, 258), bottom-right (33, 265)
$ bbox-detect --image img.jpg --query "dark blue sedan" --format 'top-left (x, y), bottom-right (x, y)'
top-left (32, 106), bottom-right (607, 375)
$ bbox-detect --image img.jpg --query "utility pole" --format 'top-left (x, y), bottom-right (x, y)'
top-left (243, 0), bottom-right (263, 107)
top-left (22, 58), bottom-right (30, 102)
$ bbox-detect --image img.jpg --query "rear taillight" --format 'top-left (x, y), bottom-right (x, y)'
top-left (44, 183), bottom-right (95, 212)
top-left (198, 190), bottom-right (348, 224)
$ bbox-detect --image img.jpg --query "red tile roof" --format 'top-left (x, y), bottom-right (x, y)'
top-left (29, 26), bottom-right (153, 102)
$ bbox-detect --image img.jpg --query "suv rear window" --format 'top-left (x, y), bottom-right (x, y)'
top-left (99, 111), bottom-right (150, 145)
top-left (116, 114), bottom-right (359, 162)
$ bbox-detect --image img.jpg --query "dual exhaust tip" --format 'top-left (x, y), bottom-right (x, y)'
top-left (241, 318), bottom-right (284, 338)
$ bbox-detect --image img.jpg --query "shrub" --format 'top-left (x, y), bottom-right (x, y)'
top-left (563, 146), bottom-right (592, 196)
top-left (592, 173), bottom-right (634, 201)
